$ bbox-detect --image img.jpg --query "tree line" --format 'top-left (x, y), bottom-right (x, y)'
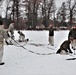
top-left (0, 0), bottom-right (76, 30)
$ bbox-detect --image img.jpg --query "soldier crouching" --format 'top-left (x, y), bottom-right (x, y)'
top-left (18, 31), bottom-right (25, 42)
top-left (56, 39), bottom-right (73, 54)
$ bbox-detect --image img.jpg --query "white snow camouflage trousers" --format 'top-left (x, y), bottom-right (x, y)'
top-left (49, 36), bottom-right (54, 46)
top-left (0, 44), bottom-right (4, 63)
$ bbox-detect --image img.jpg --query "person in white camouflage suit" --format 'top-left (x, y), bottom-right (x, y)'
top-left (48, 25), bottom-right (54, 46)
top-left (0, 20), bottom-right (8, 65)
top-left (8, 21), bottom-right (14, 39)
top-left (18, 30), bottom-right (25, 42)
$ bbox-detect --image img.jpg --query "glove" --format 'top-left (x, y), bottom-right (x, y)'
top-left (5, 40), bottom-right (9, 45)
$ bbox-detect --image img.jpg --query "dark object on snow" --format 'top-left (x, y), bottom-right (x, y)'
top-left (5, 40), bottom-right (9, 45)
top-left (56, 39), bottom-right (73, 54)
top-left (26, 38), bottom-right (29, 42)
top-left (66, 58), bottom-right (76, 60)
top-left (0, 62), bottom-right (5, 65)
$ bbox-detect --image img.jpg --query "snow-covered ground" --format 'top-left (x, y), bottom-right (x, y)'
top-left (0, 30), bottom-right (76, 75)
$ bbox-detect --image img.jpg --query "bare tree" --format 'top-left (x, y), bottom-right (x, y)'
top-left (66, 0), bottom-right (76, 27)
top-left (0, 0), bottom-right (5, 18)
top-left (41, 0), bottom-right (56, 27)
top-left (56, 2), bottom-right (67, 27)
top-left (21, 0), bottom-right (41, 29)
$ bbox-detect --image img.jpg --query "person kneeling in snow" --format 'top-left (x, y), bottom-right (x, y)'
top-left (56, 39), bottom-right (73, 54)
top-left (18, 31), bottom-right (25, 42)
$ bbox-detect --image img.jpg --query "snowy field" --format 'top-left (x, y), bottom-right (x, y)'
top-left (0, 30), bottom-right (76, 75)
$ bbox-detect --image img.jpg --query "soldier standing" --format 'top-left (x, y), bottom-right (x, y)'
top-left (49, 25), bottom-right (54, 46)
top-left (68, 25), bottom-right (76, 50)
top-left (0, 20), bottom-right (7, 65)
